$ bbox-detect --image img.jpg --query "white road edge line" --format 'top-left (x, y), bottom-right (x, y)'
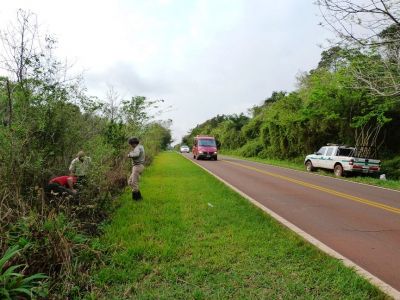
top-left (181, 154), bottom-right (400, 299)
top-left (221, 155), bottom-right (400, 194)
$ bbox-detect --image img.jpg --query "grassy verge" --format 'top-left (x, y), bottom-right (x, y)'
top-left (221, 151), bottom-right (306, 171)
top-left (87, 152), bottom-right (387, 299)
top-left (221, 151), bottom-right (400, 191)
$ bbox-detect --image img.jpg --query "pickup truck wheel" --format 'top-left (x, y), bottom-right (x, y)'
top-left (334, 164), bottom-right (344, 177)
top-left (305, 161), bottom-right (314, 172)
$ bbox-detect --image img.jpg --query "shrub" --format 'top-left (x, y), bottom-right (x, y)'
top-left (0, 9), bottom-right (172, 299)
top-left (236, 140), bottom-right (264, 157)
top-left (0, 245), bottom-right (48, 299)
top-left (381, 156), bottom-right (400, 179)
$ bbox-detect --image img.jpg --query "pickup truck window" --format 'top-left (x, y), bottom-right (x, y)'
top-left (337, 148), bottom-right (354, 157)
top-left (317, 147), bottom-right (327, 155)
top-left (326, 147), bottom-right (334, 156)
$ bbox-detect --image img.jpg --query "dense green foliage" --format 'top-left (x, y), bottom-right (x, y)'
top-left (87, 152), bottom-right (385, 299)
top-left (0, 246), bottom-right (48, 299)
top-left (0, 10), bottom-right (171, 298)
top-left (183, 47), bottom-right (400, 178)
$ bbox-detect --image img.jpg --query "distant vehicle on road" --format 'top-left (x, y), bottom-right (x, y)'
top-left (180, 145), bottom-right (190, 153)
top-left (193, 135), bottom-right (218, 160)
top-left (304, 144), bottom-right (381, 177)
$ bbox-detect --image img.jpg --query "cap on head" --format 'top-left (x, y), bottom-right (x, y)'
top-left (128, 137), bottom-right (139, 145)
top-left (77, 151), bottom-right (85, 158)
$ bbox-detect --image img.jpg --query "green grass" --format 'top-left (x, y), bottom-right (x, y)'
top-left (87, 152), bottom-right (387, 299)
top-left (222, 151), bottom-right (400, 191)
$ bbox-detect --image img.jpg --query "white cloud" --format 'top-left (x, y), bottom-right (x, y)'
top-left (0, 0), bottom-right (333, 142)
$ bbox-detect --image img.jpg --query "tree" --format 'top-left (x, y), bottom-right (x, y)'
top-left (0, 9), bottom-right (38, 83)
top-left (103, 85), bottom-right (120, 123)
top-left (317, 0), bottom-right (400, 97)
top-left (120, 96), bottom-right (165, 132)
top-left (317, 0), bottom-right (400, 47)
top-left (249, 91), bottom-right (287, 117)
top-left (316, 46), bottom-right (351, 71)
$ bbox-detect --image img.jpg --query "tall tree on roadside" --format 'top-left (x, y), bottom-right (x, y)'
top-left (121, 96), bottom-right (165, 132)
top-left (317, 1), bottom-right (400, 155)
top-left (317, 0), bottom-right (400, 98)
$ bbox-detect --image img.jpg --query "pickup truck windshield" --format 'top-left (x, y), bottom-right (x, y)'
top-left (198, 139), bottom-right (216, 147)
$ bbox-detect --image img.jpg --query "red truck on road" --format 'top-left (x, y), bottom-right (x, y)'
top-left (193, 135), bottom-right (218, 160)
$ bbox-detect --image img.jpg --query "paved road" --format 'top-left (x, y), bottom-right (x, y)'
top-left (183, 153), bottom-right (400, 294)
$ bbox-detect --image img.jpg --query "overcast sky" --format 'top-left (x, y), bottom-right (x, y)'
top-left (0, 0), bottom-right (333, 143)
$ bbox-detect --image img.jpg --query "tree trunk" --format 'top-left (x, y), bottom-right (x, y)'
top-left (6, 79), bottom-right (12, 127)
top-left (354, 123), bottom-right (382, 158)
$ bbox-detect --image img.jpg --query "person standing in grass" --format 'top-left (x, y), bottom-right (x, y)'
top-left (128, 137), bottom-right (145, 200)
top-left (69, 150), bottom-right (91, 185)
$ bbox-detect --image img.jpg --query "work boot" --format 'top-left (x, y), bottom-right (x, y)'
top-left (132, 191), bottom-right (141, 201)
top-left (137, 191), bottom-right (143, 200)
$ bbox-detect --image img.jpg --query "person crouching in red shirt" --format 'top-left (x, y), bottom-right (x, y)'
top-left (45, 175), bottom-right (78, 197)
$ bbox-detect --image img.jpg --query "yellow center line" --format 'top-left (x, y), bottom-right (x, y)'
top-left (223, 159), bottom-right (400, 215)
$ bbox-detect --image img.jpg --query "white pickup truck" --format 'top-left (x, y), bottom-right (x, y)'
top-left (304, 145), bottom-right (381, 177)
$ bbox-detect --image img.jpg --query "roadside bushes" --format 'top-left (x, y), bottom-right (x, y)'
top-left (381, 157), bottom-right (400, 180)
top-left (0, 68), bottom-right (170, 299)
top-left (235, 140), bottom-right (263, 157)
top-left (241, 116), bottom-right (263, 140)
top-left (0, 94), bottom-right (171, 298)
top-left (0, 94), bottom-right (171, 297)
top-left (141, 122), bottom-right (173, 165)
top-left (0, 9), bottom-right (171, 298)
top-left (182, 114), bottom-right (249, 150)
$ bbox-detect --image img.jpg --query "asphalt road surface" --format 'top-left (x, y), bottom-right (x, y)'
top-left (183, 153), bottom-right (400, 294)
